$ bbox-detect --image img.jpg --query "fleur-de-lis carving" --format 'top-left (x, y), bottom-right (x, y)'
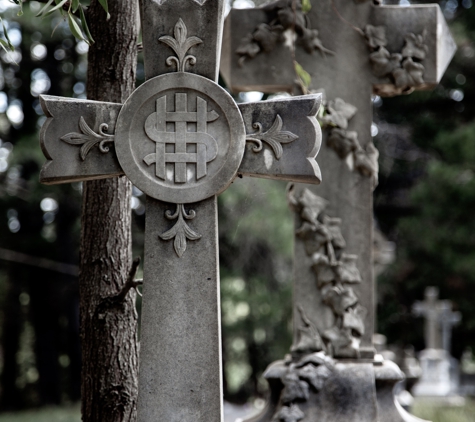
top-left (60, 116), bottom-right (114, 161)
top-left (159, 204), bottom-right (201, 258)
top-left (159, 19), bottom-right (203, 72)
top-left (246, 114), bottom-right (299, 160)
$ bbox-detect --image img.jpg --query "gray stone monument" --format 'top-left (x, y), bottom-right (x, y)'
top-left (412, 287), bottom-right (461, 397)
top-left (37, 1), bottom-right (325, 421)
top-left (220, 0), bottom-right (455, 420)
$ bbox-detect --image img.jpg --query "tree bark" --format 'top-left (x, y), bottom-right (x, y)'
top-left (80, 1), bottom-right (139, 421)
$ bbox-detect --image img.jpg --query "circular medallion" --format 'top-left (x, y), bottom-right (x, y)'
top-left (115, 73), bottom-right (246, 204)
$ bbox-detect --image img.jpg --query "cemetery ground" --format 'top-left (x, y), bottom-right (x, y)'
top-left (0, 400), bottom-right (475, 422)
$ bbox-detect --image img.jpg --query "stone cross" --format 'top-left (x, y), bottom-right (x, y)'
top-left (221, 0), bottom-right (456, 359)
top-left (38, 1), bottom-right (323, 421)
top-left (413, 287), bottom-right (460, 352)
top-left (439, 301), bottom-right (461, 354)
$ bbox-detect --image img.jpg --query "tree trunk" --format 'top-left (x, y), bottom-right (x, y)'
top-left (80, 1), bottom-right (139, 421)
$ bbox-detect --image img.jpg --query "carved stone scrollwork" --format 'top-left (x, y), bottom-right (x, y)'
top-left (159, 19), bottom-right (203, 72)
top-left (317, 93), bottom-right (379, 188)
top-left (236, 0), bottom-right (334, 67)
top-left (246, 114), bottom-right (299, 160)
top-left (60, 116), bottom-right (115, 161)
top-left (159, 203), bottom-right (201, 258)
top-left (288, 186), bottom-right (367, 359)
top-left (364, 25), bottom-right (428, 96)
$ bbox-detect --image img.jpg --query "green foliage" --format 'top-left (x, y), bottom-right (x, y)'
top-left (294, 61), bottom-right (311, 90)
top-left (412, 399), bottom-right (475, 422)
top-left (0, 405), bottom-right (80, 421)
top-left (219, 178), bottom-right (294, 399)
top-left (23, 0), bottom-right (111, 45)
top-left (301, 0), bottom-right (312, 14)
top-left (378, 122), bottom-right (475, 351)
top-left (374, 2), bottom-right (475, 356)
top-left (98, 0), bottom-right (110, 21)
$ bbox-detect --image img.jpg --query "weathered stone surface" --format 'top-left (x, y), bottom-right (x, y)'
top-left (38, 1), bottom-right (323, 421)
top-left (141, 0), bottom-right (224, 81)
top-left (221, 0), bottom-right (456, 363)
top-left (138, 196), bottom-right (222, 422)
top-left (374, 360), bottom-right (429, 422)
top-left (221, 3), bottom-right (456, 96)
top-left (247, 360), bottom-right (379, 422)
top-left (40, 92), bottom-right (322, 191)
top-left (224, 2), bottom-right (454, 421)
top-left (413, 287), bottom-right (461, 351)
top-left (370, 5), bottom-right (456, 90)
top-left (412, 287), bottom-right (461, 398)
top-left (115, 72), bottom-right (246, 204)
top-left (40, 95), bottom-right (123, 184)
top-left (238, 94), bottom-right (322, 184)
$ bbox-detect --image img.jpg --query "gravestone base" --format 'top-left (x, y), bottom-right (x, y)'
top-left (245, 358), bottom-right (429, 422)
top-left (412, 349), bottom-right (458, 397)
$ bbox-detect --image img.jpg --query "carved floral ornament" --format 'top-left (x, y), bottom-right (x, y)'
top-left (61, 116), bottom-right (115, 161)
top-left (316, 92), bottom-right (379, 188)
top-left (365, 25), bottom-right (428, 96)
top-left (236, 0), bottom-right (333, 66)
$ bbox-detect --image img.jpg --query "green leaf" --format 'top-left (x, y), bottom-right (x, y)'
top-left (36, 0), bottom-right (55, 17)
top-left (72, 0), bottom-right (80, 13)
top-left (79, 6), bottom-right (94, 44)
top-left (98, 0), bottom-right (111, 21)
top-left (294, 61), bottom-right (311, 89)
top-left (43, 0), bottom-right (69, 17)
top-left (0, 38), bottom-right (9, 52)
top-left (302, 0), bottom-right (312, 13)
top-left (0, 39), bottom-right (17, 64)
top-left (0, 18), bottom-right (14, 51)
top-left (67, 13), bottom-right (86, 43)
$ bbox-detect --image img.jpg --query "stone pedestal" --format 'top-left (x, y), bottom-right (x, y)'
top-left (412, 349), bottom-right (458, 397)
top-left (245, 356), bottom-right (428, 422)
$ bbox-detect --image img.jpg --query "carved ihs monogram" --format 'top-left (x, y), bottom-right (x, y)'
top-left (144, 93), bottom-right (219, 183)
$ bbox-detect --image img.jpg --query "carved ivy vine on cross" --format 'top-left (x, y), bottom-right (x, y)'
top-left (236, 0), bottom-right (333, 67)
top-left (365, 25), bottom-right (428, 96)
top-left (317, 92), bottom-right (379, 188)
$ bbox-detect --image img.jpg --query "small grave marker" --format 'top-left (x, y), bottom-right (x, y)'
top-left (413, 286), bottom-right (461, 351)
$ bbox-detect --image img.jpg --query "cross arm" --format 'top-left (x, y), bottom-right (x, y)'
top-left (140, 0), bottom-right (224, 81)
top-left (238, 94), bottom-right (322, 184)
top-left (39, 95), bottom-right (124, 185)
top-left (369, 4), bottom-right (456, 95)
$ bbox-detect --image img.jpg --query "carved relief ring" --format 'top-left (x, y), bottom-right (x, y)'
top-left (115, 73), bottom-right (246, 203)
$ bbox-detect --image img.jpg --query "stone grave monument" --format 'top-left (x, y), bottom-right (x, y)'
top-left (220, 0), bottom-right (455, 420)
top-left (37, 1), bottom-right (326, 420)
top-left (412, 287), bottom-right (461, 397)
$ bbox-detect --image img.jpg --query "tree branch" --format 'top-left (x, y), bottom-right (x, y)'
top-left (95, 257), bottom-right (142, 316)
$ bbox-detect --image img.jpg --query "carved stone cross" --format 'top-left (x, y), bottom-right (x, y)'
top-left (38, 1), bottom-right (323, 421)
top-left (413, 287), bottom-right (460, 352)
top-left (221, 0), bottom-right (456, 360)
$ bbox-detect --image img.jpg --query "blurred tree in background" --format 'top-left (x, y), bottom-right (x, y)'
top-left (0, 1), bottom-right (85, 408)
top-left (374, 0), bottom-right (475, 358)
